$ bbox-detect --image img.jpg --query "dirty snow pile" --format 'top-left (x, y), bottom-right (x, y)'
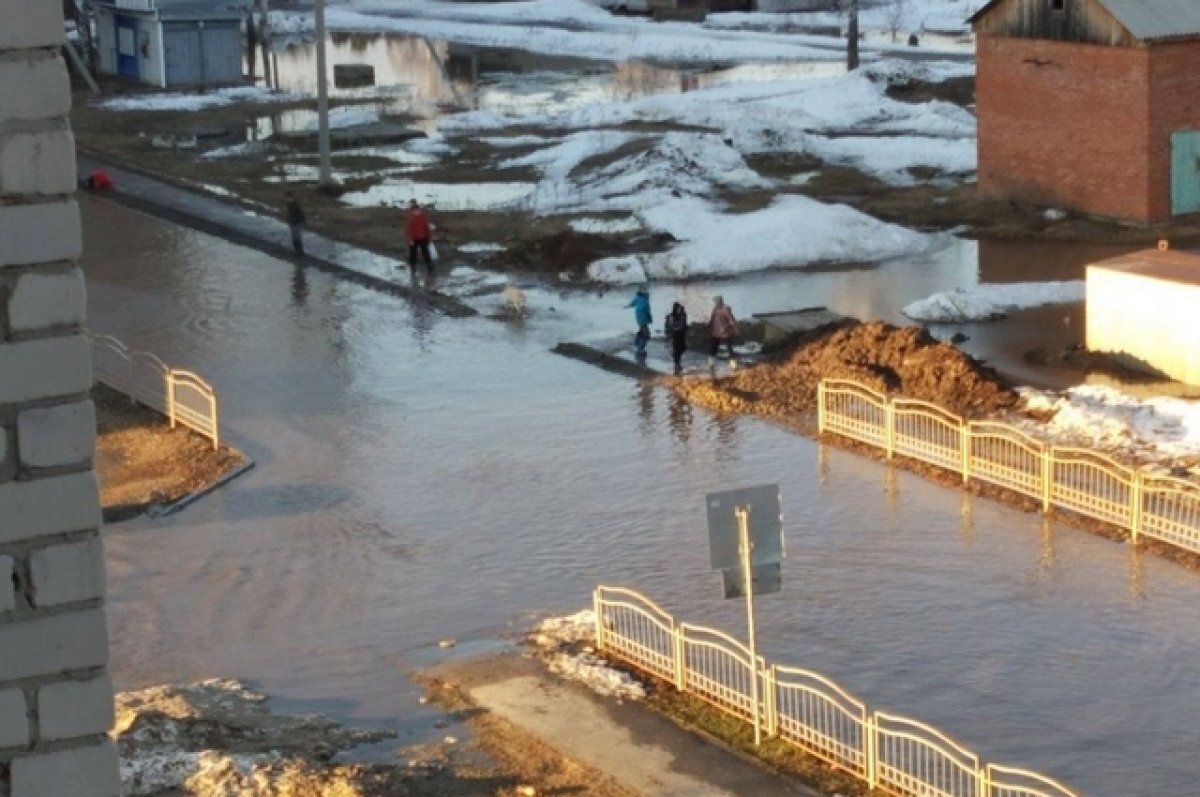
top-left (903, 280), bottom-right (1085, 322)
top-left (117, 679), bottom-right (395, 796)
top-left (529, 610), bottom-right (646, 700)
top-left (1019, 385), bottom-right (1200, 467)
top-left (97, 86), bottom-right (292, 112)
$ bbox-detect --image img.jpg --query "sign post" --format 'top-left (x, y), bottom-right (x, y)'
top-left (706, 485), bottom-right (783, 747)
top-left (736, 505), bottom-right (761, 745)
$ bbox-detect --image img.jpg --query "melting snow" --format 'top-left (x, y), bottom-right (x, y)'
top-left (903, 281), bottom-right (1084, 322)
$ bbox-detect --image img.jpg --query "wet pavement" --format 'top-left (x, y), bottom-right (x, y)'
top-left (83, 193), bottom-right (1200, 796)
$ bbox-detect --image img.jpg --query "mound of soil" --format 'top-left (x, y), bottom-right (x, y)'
top-left (675, 321), bottom-right (1017, 422)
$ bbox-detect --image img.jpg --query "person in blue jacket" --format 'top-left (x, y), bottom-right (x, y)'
top-left (627, 285), bottom-right (652, 357)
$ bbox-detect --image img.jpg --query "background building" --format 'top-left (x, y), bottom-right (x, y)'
top-left (972, 0), bottom-right (1200, 222)
top-left (94, 0), bottom-right (248, 87)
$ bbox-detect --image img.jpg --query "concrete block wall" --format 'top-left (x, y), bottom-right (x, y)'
top-left (0, 2), bottom-right (120, 796)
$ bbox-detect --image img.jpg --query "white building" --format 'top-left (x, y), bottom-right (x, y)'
top-left (94, 0), bottom-right (249, 87)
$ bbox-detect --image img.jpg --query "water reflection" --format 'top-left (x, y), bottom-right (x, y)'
top-left (667, 391), bottom-right (694, 447)
top-left (255, 33), bottom-right (845, 123)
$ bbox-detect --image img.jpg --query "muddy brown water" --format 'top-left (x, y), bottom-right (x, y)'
top-left (83, 195), bottom-right (1200, 796)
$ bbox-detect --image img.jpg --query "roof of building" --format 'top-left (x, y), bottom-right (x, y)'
top-left (1088, 247), bottom-right (1200, 288)
top-left (969, 0), bottom-right (1200, 41)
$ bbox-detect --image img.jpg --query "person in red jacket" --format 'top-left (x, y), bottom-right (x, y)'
top-left (405, 199), bottom-right (435, 277)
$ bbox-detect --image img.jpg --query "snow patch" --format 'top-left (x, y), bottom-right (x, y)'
top-left (1019, 386), bottom-right (1200, 466)
top-left (459, 242), bottom-right (507, 254)
top-left (903, 281), bottom-right (1084, 322)
top-left (570, 217), bottom-right (643, 234)
top-left (97, 87), bottom-right (292, 112)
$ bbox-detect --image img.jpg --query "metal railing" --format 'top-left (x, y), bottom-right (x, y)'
top-left (818, 379), bottom-right (1200, 558)
top-left (89, 332), bottom-right (220, 450)
top-left (594, 586), bottom-right (1080, 797)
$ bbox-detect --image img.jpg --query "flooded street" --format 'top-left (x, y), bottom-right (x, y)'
top-left (83, 195), bottom-right (1200, 796)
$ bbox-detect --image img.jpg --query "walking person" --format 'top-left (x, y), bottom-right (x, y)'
top-left (627, 284), bottom-right (652, 358)
top-left (285, 190), bottom-right (306, 256)
top-left (708, 295), bottom-right (738, 369)
top-left (664, 301), bottom-right (689, 374)
top-left (405, 199), bottom-right (435, 278)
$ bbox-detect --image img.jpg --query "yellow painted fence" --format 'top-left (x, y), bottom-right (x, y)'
top-left (818, 379), bottom-right (1200, 556)
top-left (594, 586), bottom-right (1079, 797)
top-left (89, 332), bottom-right (220, 450)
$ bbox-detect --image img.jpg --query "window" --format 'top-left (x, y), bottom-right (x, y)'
top-left (1051, 0), bottom-right (1065, 11)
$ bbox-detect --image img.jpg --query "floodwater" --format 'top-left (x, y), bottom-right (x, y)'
top-left (252, 33), bottom-right (844, 122)
top-left (83, 195), bottom-right (1200, 796)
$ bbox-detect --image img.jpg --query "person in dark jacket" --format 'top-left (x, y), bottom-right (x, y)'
top-left (664, 301), bottom-right (688, 374)
top-left (285, 191), bottom-right (306, 256)
top-left (627, 285), bottom-right (652, 358)
top-left (406, 199), bottom-right (435, 277)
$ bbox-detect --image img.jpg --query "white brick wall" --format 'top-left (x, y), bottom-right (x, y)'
top-left (0, 201), bottom-right (82, 267)
top-left (0, 0), bottom-right (64, 50)
top-left (0, 472), bottom-right (101, 545)
top-left (18, 400), bottom-right (96, 469)
top-left (0, 333), bottom-right (92, 403)
top-left (0, 688), bottom-right (28, 749)
top-left (30, 536), bottom-right (105, 606)
top-left (0, 130), bottom-right (76, 196)
top-left (11, 739), bottom-right (121, 797)
top-left (8, 267), bottom-right (87, 331)
top-left (38, 675), bottom-right (115, 741)
top-left (0, 55), bottom-right (70, 122)
top-left (0, 608), bottom-right (109, 682)
top-left (2, 17), bottom-right (118, 795)
top-left (0, 554), bottom-right (13, 613)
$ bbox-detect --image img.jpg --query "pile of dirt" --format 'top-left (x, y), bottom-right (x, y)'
top-left (485, 230), bottom-right (632, 278)
top-left (674, 321), bottom-right (1018, 422)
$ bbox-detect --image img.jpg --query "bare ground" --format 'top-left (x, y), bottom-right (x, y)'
top-left (95, 384), bottom-right (246, 522)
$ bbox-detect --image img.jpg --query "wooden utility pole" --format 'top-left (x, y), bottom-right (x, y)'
top-left (847, 0), bottom-right (860, 71)
top-left (315, 0), bottom-right (333, 187)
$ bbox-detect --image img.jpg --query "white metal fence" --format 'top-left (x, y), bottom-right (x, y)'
top-left (89, 332), bottom-right (220, 450)
top-left (818, 379), bottom-right (1200, 558)
top-left (594, 586), bottom-right (1080, 797)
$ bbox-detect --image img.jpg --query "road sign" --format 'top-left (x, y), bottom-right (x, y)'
top-left (706, 484), bottom-right (782, 571)
top-left (721, 561), bottom-right (782, 599)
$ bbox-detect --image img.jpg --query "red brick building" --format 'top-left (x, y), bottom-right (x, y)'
top-left (971, 0), bottom-right (1200, 222)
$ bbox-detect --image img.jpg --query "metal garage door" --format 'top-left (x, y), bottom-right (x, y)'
top-left (199, 21), bottom-right (243, 84)
top-left (163, 20), bottom-right (244, 86)
top-left (163, 23), bottom-right (202, 85)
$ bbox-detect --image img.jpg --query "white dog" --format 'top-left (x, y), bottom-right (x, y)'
top-left (502, 285), bottom-right (527, 316)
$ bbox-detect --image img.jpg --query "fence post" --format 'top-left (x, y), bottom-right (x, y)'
top-left (593, 589), bottom-right (605, 651)
top-left (763, 664), bottom-right (777, 737)
top-left (167, 372), bottom-right (177, 430)
top-left (865, 713), bottom-right (878, 789)
top-left (1041, 448), bottom-right (1053, 513)
top-left (1130, 471), bottom-right (1142, 544)
top-left (884, 399), bottom-right (895, 460)
top-left (673, 624), bottom-right (685, 691)
top-left (817, 381), bottom-right (826, 435)
top-left (960, 421), bottom-right (970, 485)
top-left (978, 763), bottom-right (990, 797)
top-left (211, 390), bottom-right (220, 451)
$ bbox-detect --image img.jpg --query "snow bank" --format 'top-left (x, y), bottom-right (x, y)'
top-left (501, 130), bottom-right (640, 182)
top-left (1020, 386), bottom-right (1200, 466)
top-left (97, 86), bottom-right (291, 112)
top-left (528, 610), bottom-right (646, 700)
top-left (808, 134), bottom-right (975, 184)
top-left (903, 281), bottom-right (1084, 322)
top-left (594, 195), bottom-right (930, 281)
